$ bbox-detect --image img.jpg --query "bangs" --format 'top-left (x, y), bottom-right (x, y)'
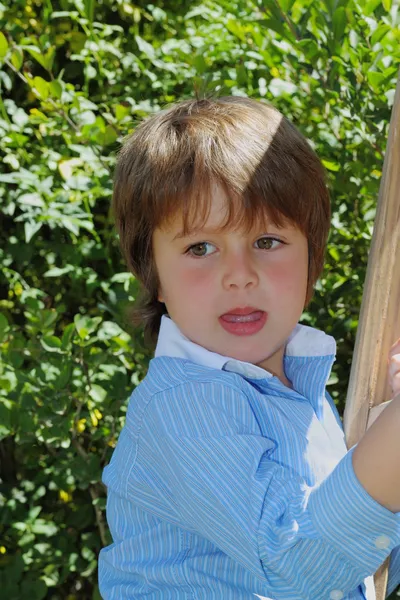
top-left (136, 100), bottom-right (317, 239)
top-left (152, 177), bottom-right (294, 238)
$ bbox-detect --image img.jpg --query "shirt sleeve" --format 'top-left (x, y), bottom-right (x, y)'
top-left (106, 379), bottom-right (400, 599)
top-left (326, 389), bottom-right (400, 599)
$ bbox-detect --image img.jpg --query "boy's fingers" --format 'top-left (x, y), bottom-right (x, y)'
top-left (389, 353), bottom-right (400, 374)
top-left (388, 355), bottom-right (400, 397)
top-left (391, 371), bottom-right (400, 396)
top-left (388, 338), bottom-right (400, 359)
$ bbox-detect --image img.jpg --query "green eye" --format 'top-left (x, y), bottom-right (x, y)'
top-left (256, 237), bottom-right (281, 250)
top-left (187, 242), bottom-right (215, 257)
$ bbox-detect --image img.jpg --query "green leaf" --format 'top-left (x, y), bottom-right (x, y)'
top-left (0, 372), bottom-right (17, 393)
top-left (0, 313), bottom-right (10, 342)
top-left (11, 48), bottom-right (23, 70)
top-left (329, 246), bottom-right (340, 261)
top-left (382, 0), bottom-right (392, 10)
top-left (24, 46), bottom-right (48, 70)
top-left (96, 125), bottom-right (118, 146)
top-left (32, 77), bottom-right (49, 100)
top-left (53, 363), bottom-right (72, 389)
top-left (18, 193), bottom-right (44, 207)
top-left (97, 321), bottom-right (123, 340)
top-left (49, 80), bottom-right (62, 99)
top-left (225, 19), bottom-right (246, 42)
top-left (40, 335), bottom-right (63, 353)
top-left (298, 39), bottom-right (320, 61)
top-left (269, 78), bottom-right (298, 97)
top-left (367, 68), bottom-right (397, 90)
top-left (39, 309), bottom-right (59, 330)
top-left (88, 384), bottom-right (107, 404)
top-left (363, 0), bottom-right (382, 15)
top-left (333, 7), bottom-right (347, 42)
top-left (25, 45), bottom-right (55, 71)
top-left (44, 265), bottom-right (75, 277)
top-left (85, 64), bottom-right (97, 79)
top-left (61, 323), bottom-right (76, 349)
top-left (322, 159), bottom-right (340, 171)
top-left (0, 32), bottom-right (8, 60)
top-left (279, 0), bottom-right (296, 12)
top-left (45, 46), bottom-right (56, 71)
top-left (371, 23), bottom-right (391, 46)
top-left (29, 506), bottom-right (42, 521)
top-left (74, 315), bottom-right (102, 339)
top-left (7, 334), bottom-right (26, 369)
top-left (323, 0), bottom-right (335, 17)
top-left (25, 221), bottom-right (43, 243)
top-left (135, 35), bottom-right (156, 60)
top-left (115, 103), bottom-right (131, 121)
top-left (84, 0), bottom-right (95, 26)
top-left (31, 519), bottom-right (58, 536)
top-left (261, 18), bottom-right (288, 38)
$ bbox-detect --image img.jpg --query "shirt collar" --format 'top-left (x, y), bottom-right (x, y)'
top-left (154, 315), bottom-right (336, 380)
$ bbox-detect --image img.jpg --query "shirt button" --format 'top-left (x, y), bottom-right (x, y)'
top-left (374, 535), bottom-right (391, 549)
top-left (330, 591), bottom-right (344, 600)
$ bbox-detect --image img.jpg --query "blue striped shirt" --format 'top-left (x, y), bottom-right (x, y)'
top-left (99, 315), bottom-right (400, 599)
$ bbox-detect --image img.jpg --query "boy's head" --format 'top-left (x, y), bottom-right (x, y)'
top-left (112, 96), bottom-right (331, 361)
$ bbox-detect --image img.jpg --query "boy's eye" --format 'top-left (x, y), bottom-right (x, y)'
top-left (187, 242), bottom-right (216, 257)
top-left (186, 237), bottom-right (283, 257)
top-left (255, 237), bottom-right (282, 250)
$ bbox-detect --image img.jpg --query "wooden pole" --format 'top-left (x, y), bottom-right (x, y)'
top-left (343, 70), bottom-right (400, 599)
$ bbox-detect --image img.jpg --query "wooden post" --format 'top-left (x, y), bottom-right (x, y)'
top-left (343, 70), bottom-right (400, 599)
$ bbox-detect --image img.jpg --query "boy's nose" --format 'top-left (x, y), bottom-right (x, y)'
top-left (221, 253), bottom-right (259, 290)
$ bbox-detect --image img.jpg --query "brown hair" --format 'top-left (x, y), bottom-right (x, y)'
top-left (112, 96), bottom-right (331, 346)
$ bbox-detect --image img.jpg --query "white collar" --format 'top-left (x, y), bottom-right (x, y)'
top-left (154, 315), bottom-right (336, 380)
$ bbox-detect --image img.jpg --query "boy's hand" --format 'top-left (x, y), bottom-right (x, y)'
top-left (388, 337), bottom-right (400, 396)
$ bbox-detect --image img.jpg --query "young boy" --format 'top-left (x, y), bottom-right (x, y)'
top-left (98, 96), bottom-right (400, 599)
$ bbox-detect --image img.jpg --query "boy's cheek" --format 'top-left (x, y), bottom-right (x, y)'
top-left (181, 271), bottom-right (219, 309)
top-left (180, 266), bottom-right (213, 287)
top-left (162, 267), bottom-right (215, 303)
top-left (268, 262), bottom-right (307, 291)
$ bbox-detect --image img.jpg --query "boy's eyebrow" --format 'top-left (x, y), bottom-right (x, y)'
top-left (172, 222), bottom-right (289, 241)
top-left (172, 231), bottom-right (188, 241)
top-left (172, 228), bottom-right (226, 241)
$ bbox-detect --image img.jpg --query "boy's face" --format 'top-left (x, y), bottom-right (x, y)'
top-left (152, 185), bottom-right (309, 382)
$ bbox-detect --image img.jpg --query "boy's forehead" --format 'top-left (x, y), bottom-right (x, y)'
top-left (161, 211), bottom-right (288, 241)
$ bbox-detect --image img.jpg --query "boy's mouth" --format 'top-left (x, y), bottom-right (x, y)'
top-left (220, 306), bottom-right (263, 321)
top-left (220, 311), bottom-right (264, 323)
top-left (219, 307), bottom-right (267, 336)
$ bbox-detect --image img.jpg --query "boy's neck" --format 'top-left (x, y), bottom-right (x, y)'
top-left (281, 374), bottom-right (293, 389)
top-left (266, 369), bottom-right (292, 389)
top-left (256, 347), bottom-right (292, 389)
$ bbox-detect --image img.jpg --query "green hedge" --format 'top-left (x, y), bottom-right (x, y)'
top-left (0, 0), bottom-right (399, 597)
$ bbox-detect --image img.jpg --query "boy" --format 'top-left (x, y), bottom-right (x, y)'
top-left (98, 96), bottom-right (400, 599)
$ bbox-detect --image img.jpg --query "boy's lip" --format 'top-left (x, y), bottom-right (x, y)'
top-left (221, 306), bottom-right (263, 316)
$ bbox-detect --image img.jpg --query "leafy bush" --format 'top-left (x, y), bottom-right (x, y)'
top-left (0, 0), bottom-right (399, 597)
